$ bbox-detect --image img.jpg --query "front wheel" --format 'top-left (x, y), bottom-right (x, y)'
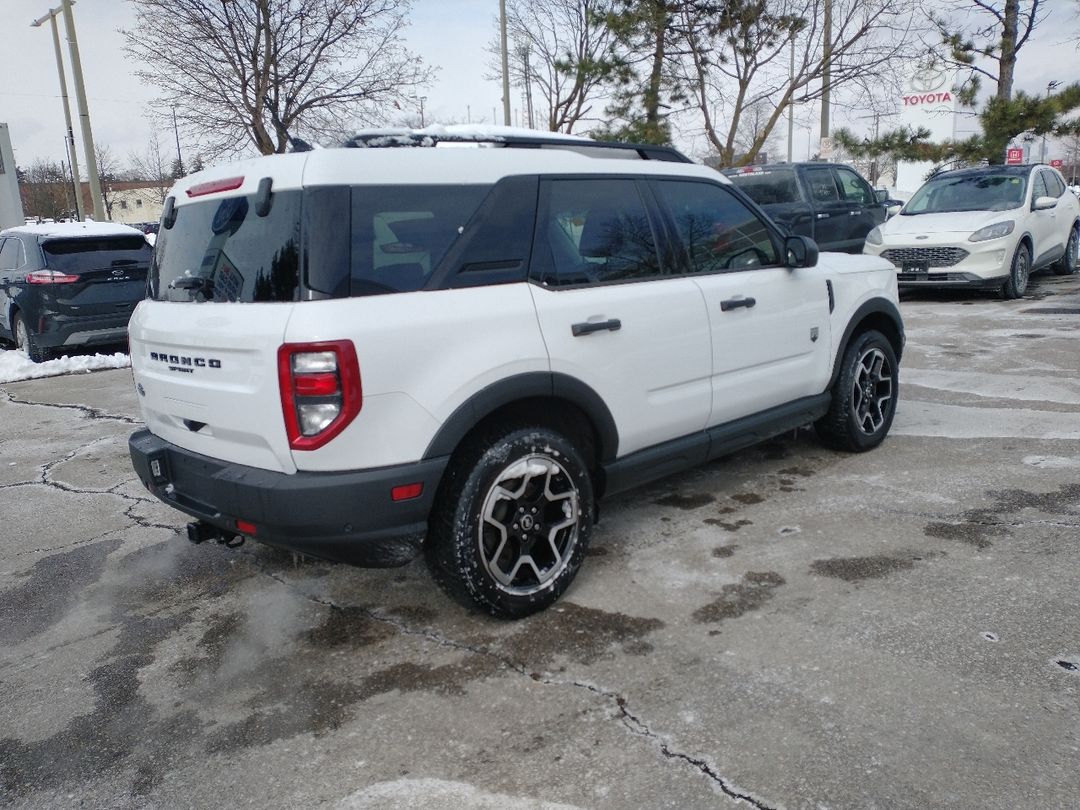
top-left (426, 426), bottom-right (594, 618)
top-left (1001, 242), bottom-right (1030, 299)
top-left (1053, 225), bottom-right (1079, 276)
top-left (13, 312), bottom-right (50, 363)
top-left (816, 330), bottom-right (898, 452)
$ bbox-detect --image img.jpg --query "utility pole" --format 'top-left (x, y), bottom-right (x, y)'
top-left (499, 0), bottom-right (511, 126)
top-left (820, 0), bottom-right (832, 142)
top-left (31, 3), bottom-right (82, 221)
top-left (172, 107), bottom-right (184, 176)
top-left (59, 0), bottom-right (104, 220)
top-left (418, 96), bottom-right (427, 127)
top-left (787, 37), bottom-right (794, 163)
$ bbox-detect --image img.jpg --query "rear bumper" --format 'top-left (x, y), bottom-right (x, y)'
top-left (128, 429), bottom-right (448, 567)
top-left (37, 310), bottom-right (135, 349)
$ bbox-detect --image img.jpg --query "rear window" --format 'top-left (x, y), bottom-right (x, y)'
top-left (350, 185), bottom-right (490, 295)
top-left (726, 171), bottom-right (801, 206)
top-left (43, 237), bottom-right (152, 273)
top-left (150, 191), bottom-right (302, 302)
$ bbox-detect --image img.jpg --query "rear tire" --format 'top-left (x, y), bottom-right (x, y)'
top-left (426, 425), bottom-right (594, 618)
top-left (1053, 225), bottom-right (1078, 276)
top-left (13, 313), bottom-right (50, 363)
top-left (1001, 242), bottom-right (1030, 299)
top-left (815, 330), bottom-right (898, 452)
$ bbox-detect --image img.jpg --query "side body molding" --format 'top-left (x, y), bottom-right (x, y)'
top-left (423, 372), bottom-right (620, 463)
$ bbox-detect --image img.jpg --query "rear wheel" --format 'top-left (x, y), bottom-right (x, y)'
top-left (816, 330), bottom-right (898, 452)
top-left (13, 312), bottom-right (49, 363)
top-left (1001, 242), bottom-right (1030, 299)
top-left (426, 425), bottom-right (594, 618)
top-left (1053, 225), bottom-right (1078, 276)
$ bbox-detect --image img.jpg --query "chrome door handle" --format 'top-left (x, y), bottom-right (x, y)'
top-left (816, 213), bottom-right (830, 219)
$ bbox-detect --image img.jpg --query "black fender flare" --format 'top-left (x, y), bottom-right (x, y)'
top-left (422, 372), bottom-right (619, 463)
top-left (829, 298), bottom-right (905, 389)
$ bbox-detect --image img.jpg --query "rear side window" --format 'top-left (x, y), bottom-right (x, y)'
top-left (727, 170), bottom-right (800, 205)
top-left (532, 178), bottom-right (662, 287)
top-left (0, 237), bottom-right (23, 270)
top-left (150, 191), bottom-right (302, 303)
top-left (350, 185), bottom-right (490, 295)
top-left (42, 237), bottom-right (151, 273)
top-left (654, 180), bottom-right (779, 273)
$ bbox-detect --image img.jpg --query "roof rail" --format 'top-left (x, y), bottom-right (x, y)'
top-left (339, 130), bottom-right (694, 164)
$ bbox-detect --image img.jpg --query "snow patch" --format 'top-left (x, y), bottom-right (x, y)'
top-left (1023, 455), bottom-right (1080, 470)
top-left (0, 348), bottom-right (130, 384)
top-left (893, 400), bottom-right (1080, 440)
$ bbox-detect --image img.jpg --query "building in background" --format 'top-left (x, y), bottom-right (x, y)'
top-left (0, 123), bottom-right (25, 229)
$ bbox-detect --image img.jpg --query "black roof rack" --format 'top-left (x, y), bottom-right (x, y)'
top-left (339, 130), bottom-right (694, 164)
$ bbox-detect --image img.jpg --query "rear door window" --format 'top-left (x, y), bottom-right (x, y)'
top-left (150, 191), bottom-right (302, 303)
top-left (350, 185), bottom-right (490, 295)
top-left (0, 237), bottom-right (22, 270)
top-left (531, 178), bottom-right (663, 287)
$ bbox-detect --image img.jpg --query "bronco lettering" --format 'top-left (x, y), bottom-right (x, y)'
top-left (149, 351), bottom-right (221, 369)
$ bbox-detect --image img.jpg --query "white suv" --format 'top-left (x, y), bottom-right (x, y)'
top-left (864, 164), bottom-right (1080, 298)
top-left (128, 129), bottom-right (904, 617)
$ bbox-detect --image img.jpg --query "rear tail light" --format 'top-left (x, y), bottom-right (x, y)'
top-left (278, 341), bottom-right (361, 451)
top-left (27, 270), bottom-right (79, 285)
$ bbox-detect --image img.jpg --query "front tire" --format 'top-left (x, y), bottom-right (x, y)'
top-left (13, 312), bottom-right (49, 363)
top-left (816, 330), bottom-right (898, 452)
top-left (426, 425), bottom-right (594, 618)
top-left (1001, 242), bottom-right (1031, 299)
top-left (1053, 225), bottom-right (1079, 276)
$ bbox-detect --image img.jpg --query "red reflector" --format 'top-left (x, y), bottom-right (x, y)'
top-left (391, 483), bottom-right (424, 501)
top-left (293, 372), bottom-right (340, 397)
top-left (186, 176), bottom-right (244, 197)
top-left (236, 520), bottom-right (258, 536)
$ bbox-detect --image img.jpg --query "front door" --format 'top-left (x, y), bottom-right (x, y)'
top-left (800, 166), bottom-right (851, 251)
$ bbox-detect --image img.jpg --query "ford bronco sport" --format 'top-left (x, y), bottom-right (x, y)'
top-left (128, 128), bottom-right (904, 618)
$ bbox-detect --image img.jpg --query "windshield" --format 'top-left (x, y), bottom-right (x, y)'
top-left (43, 237), bottom-right (152, 273)
top-left (150, 191), bottom-right (302, 302)
top-left (903, 173), bottom-right (1027, 215)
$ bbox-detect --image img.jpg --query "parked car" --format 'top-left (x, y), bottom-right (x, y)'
top-left (127, 128), bottom-right (904, 618)
top-left (723, 162), bottom-right (894, 253)
top-left (863, 164), bottom-right (1080, 298)
top-left (0, 222), bottom-right (152, 361)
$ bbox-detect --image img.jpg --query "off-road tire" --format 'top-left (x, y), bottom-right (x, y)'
top-left (426, 425), bottom-right (594, 619)
top-left (815, 330), bottom-right (898, 452)
top-left (14, 312), bottom-right (50, 363)
top-left (1052, 225), bottom-right (1079, 276)
top-left (1001, 242), bottom-right (1031, 299)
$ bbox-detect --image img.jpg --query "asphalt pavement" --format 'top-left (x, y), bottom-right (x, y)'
top-left (1, 272), bottom-right (1078, 809)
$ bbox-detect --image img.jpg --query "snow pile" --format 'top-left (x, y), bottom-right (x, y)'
top-left (0, 348), bottom-right (130, 384)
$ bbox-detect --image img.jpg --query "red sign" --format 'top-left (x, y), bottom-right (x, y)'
top-left (1006, 148), bottom-right (1024, 165)
top-left (1051, 159), bottom-right (1064, 169)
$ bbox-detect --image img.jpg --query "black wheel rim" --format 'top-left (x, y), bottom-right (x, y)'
top-left (478, 454), bottom-right (580, 595)
top-left (851, 347), bottom-right (893, 435)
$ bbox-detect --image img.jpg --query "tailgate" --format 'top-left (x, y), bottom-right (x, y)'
top-left (129, 300), bottom-right (296, 473)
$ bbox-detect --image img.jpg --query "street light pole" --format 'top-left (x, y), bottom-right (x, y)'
top-left (32, 3), bottom-right (82, 221)
top-left (1041, 80), bottom-right (1061, 164)
top-left (499, 0), bottom-right (511, 126)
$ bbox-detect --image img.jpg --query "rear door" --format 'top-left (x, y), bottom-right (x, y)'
top-left (529, 177), bottom-right (712, 457)
top-left (650, 178), bottom-right (832, 427)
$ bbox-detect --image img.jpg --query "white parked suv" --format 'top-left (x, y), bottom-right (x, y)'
top-left (864, 164), bottom-right (1080, 298)
top-left (128, 129), bottom-right (904, 617)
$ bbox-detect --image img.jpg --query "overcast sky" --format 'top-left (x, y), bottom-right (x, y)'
top-left (0, 0), bottom-right (1075, 172)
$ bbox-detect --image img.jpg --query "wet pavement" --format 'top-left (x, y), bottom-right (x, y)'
top-left (1, 273), bottom-right (1079, 809)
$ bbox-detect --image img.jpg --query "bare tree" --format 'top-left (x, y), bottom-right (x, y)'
top-left (494, 0), bottom-right (616, 133)
top-left (681, 0), bottom-right (919, 166)
top-left (18, 159), bottom-right (72, 220)
top-left (94, 143), bottom-right (122, 220)
top-left (123, 0), bottom-right (433, 159)
top-left (128, 135), bottom-right (174, 205)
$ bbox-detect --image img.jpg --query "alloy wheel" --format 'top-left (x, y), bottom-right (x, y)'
top-left (851, 347), bottom-right (893, 435)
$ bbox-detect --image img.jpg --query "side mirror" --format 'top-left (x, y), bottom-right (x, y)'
top-left (785, 235), bottom-right (819, 268)
top-left (874, 188), bottom-right (889, 204)
top-left (1033, 195), bottom-right (1057, 211)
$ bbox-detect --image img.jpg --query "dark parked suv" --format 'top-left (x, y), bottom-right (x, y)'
top-left (0, 222), bottom-right (152, 362)
top-left (724, 163), bottom-right (891, 253)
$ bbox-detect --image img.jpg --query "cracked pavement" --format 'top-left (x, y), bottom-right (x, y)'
top-left (2, 273), bottom-right (1080, 809)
